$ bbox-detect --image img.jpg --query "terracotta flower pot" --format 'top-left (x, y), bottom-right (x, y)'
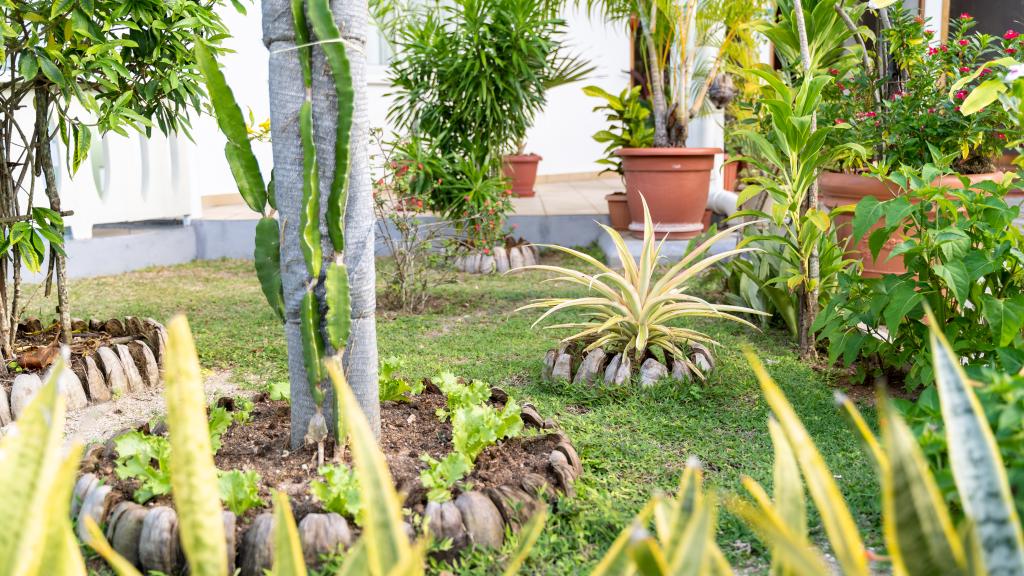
top-left (616, 147), bottom-right (721, 240)
top-left (605, 192), bottom-right (629, 231)
top-left (820, 170), bottom-right (1006, 277)
top-left (502, 154), bottom-right (542, 198)
top-left (722, 155), bottom-right (741, 191)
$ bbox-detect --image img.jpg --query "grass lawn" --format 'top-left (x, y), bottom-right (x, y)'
top-left (31, 257), bottom-right (881, 574)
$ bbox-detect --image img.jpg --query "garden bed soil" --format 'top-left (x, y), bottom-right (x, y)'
top-left (82, 384), bottom-right (567, 525)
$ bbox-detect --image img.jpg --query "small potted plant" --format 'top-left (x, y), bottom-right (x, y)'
top-left (817, 9), bottom-right (1019, 275)
top-left (583, 85), bottom-right (654, 231)
top-left (592, 0), bottom-right (758, 239)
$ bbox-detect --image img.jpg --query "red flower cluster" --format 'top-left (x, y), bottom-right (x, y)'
top-left (1006, 30), bottom-right (1020, 41)
top-left (958, 39), bottom-right (969, 47)
top-left (959, 12), bottom-right (972, 20)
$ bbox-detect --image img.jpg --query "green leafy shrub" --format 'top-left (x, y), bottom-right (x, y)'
top-left (311, 464), bottom-right (362, 520)
top-left (815, 156), bottom-right (1024, 389)
top-left (582, 85), bottom-right (653, 177)
top-left (113, 431), bottom-right (171, 504)
top-left (378, 356), bottom-right (424, 403)
top-left (218, 470), bottom-right (264, 516)
top-left (419, 453), bottom-right (472, 504)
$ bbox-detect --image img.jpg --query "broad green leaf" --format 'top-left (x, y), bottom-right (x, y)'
top-left (307, 0), bottom-right (353, 253)
top-left (883, 282), bottom-right (922, 333)
top-left (38, 55), bottom-right (65, 86)
top-left (326, 360), bottom-right (415, 575)
top-left (960, 79), bottom-right (1007, 116)
top-left (164, 316), bottom-right (228, 576)
top-left (272, 491), bottom-right (307, 576)
top-left (325, 262), bottom-right (351, 350)
top-left (930, 319), bottom-right (1024, 575)
top-left (50, 0), bottom-right (75, 18)
top-left (981, 295), bottom-right (1024, 347)
top-left (254, 217), bottom-right (285, 321)
top-left (19, 51), bottom-right (38, 80)
top-left (744, 351), bottom-right (869, 576)
top-left (851, 196), bottom-right (885, 241)
top-left (934, 261), bottom-right (970, 307)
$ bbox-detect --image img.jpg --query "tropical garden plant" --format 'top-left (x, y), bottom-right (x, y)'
top-left (729, 71), bottom-right (865, 348)
top-left (0, 0), bottom-right (234, 357)
top-left (386, 0), bottom-right (587, 248)
top-left (814, 156), bottom-right (1024, 390)
top-left (518, 197), bottom-right (765, 379)
top-left (582, 85), bottom-right (655, 178)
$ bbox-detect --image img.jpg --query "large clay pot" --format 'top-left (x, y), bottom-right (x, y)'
top-left (722, 156), bottom-right (740, 191)
top-left (502, 154), bottom-right (542, 198)
top-left (820, 170), bottom-right (1005, 277)
top-left (617, 147), bottom-right (720, 239)
top-left (605, 192), bottom-right (629, 231)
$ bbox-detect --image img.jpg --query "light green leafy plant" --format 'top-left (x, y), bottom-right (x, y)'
top-left (218, 470), bottom-right (264, 517)
top-left (311, 464), bottom-right (363, 521)
top-left (433, 373), bottom-right (491, 420)
top-left (582, 85), bottom-right (654, 177)
top-left (419, 453), bottom-right (471, 504)
top-left (113, 432), bottom-right (171, 504)
top-left (518, 197), bottom-right (765, 378)
top-left (379, 356), bottom-right (424, 403)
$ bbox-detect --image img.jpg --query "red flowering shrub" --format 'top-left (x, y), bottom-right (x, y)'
top-left (819, 9), bottom-right (1018, 173)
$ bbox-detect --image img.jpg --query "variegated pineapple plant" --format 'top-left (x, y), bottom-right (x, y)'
top-left (518, 197), bottom-right (766, 380)
top-left (197, 0), bottom-right (353, 461)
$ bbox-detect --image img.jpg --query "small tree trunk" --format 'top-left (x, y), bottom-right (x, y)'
top-left (639, 18), bottom-right (669, 147)
top-left (793, 0), bottom-right (818, 359)
top-left (34, 87), bottom-right (71, 345)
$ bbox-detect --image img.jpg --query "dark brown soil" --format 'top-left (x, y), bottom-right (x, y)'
top-left (82, 387), bottom-right (564, 525)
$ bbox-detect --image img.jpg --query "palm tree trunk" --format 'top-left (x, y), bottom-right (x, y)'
top-left (264, 0), bottom-right (379, 448)
top-left (793, 0), bottom-right (818, 358)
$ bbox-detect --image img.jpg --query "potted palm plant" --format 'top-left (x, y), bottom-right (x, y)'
top-left (588, 0), bottom-right (761, 238)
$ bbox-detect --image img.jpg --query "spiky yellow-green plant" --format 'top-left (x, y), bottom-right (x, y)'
top-left (517, 197), bottom-right (766, 378)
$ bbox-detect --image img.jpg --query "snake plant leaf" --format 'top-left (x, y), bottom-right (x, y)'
top-left (195, 43), bottom-right (266, 213)
top-left (83, 519), bottom-right (144, 576)
top-left (879, 397), bottom-right (965, 576)
top-left (667, 489), bottom-right (715, 574)
top-left (502, 506), bottom-right (547, 576)
top-left (335, 539), bottom-right (369, 576)
top-left (769, 417), bottom-right (805, 576)
top-left (0, 362), bottom-right (69, 575)
top-left (930, 318), bottom-right (1024, 575)
top-left (301, 290), bottom-right (325, 405)
top-left (164, 316), bottom-right (228, 576)
top-left (729, 494), bottom-right (831, 576)
top-left (325, 262), bottom-right (351, 350)
top-left (290, 0), bottom-right (312, 88)
top-left (299, 100), bottom-right (323, 279)
top-left (628, 532), bottom-right (670, 576)
top-left (40, 444), bottom-right (87, 576)
top-left (254, 217), bottom-right (285, 321)
top-left (835, 391), bottom-right (885, 473)
top-left (591, 500), bottom-right (657, 576)
top-left (744, 350), bottom-right (869, 576)
top-left (326, 359), bottom-right (415, 574)
top-left (272, 491), bottom-right (307, 576)
top-left (307, 0), bottom-right (354, 253)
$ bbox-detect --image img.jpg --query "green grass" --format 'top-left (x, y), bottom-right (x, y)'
top-left (32, 258), bottom-right (880, 574)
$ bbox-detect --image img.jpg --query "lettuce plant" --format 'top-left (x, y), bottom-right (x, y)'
top-left (218, 470), bottom-right (264, 517)
top-left (311, 464), bottom-right (362, 521)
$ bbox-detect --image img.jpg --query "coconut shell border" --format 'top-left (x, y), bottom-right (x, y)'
top-left (0, 317), bottom-right (167, 429)
top-left (71, 386), bottom-right (581, 575)
top-left (542, 341), bottom-right (716, 386)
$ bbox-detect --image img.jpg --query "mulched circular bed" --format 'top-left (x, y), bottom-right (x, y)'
top-left (74, 382), bottom-right (581, 575)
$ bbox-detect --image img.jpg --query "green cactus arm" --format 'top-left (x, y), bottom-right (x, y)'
top-left (254, 217), bottom-right (285, 321)
top-left (325, 262), bottom-right (351, 351)
top-left (326, 359), bottom-right (416, 574)
top-left (930, 319), bottom-right (1024, 575)
top-left (299, 100), bottom-right (323, 280)
top-left (164, 316), bottom-right (228, 576)
top-left (307, 0), bottom-right (354, 253)
top-left (0, 364), bottom-right (68, 575)
top-left (41, 444), bottom-right (87, 576)
top-left (744, 350), bottom-right (869, 576)
top-left (291, 0), bottom-right (312, 89)
top-left (272, 491), bottom-right (308, 576)
top-left (83, 520), bottom-right (144, 576)
top-left (880, 401), bottom-right (965, 575)
top-left (195, 43), bottom-right (267, 214)
top-left (301, 290), bottom-right (326, 405)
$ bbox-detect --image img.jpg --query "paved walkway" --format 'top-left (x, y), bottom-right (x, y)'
top-left (199, 175), bottom-right (620, 220)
